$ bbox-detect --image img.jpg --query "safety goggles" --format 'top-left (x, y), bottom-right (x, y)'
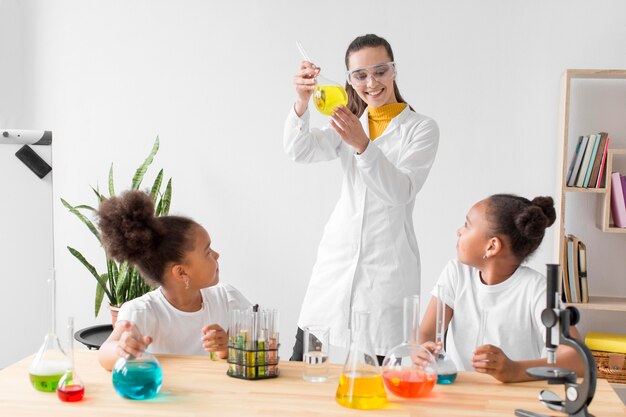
top-left (346, 62), bottom-right (396, 87)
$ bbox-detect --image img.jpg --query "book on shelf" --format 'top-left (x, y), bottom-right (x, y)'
top-left (582, 134), bottom-right (601, 187)
top-left (576, 135), bottom-right (597, 187)
top-left (566, 136), bottom-right (584, 186)
top-left (588, 132), bottom-right (608, 188)
top-left (578, 241), bottom-right (588, 303)
top-left (562, 235), bottom-right (572, 303)
top-left (567, 135), bottom-right (588, 187)
top-left (622, 175), bottom-right (626, 205)
top-left (566, 234), bottom-right (580, 303)
top-left (596, 136), bottom-right (611, 188)
top-left (610, 172), bottom-right (626, 228)
top-left (562, 235), bottom-right (589, 304)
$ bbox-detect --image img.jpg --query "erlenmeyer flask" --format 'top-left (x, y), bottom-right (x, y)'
top-left (435, 286), bottom-right (457, 384)
top-left (381, 295), bottom-right (438, 398)
top-left (111, 306), bottom-right (162, 400)
top-left (313, 75), bottom-right (348, 116)
top-left (29, 269), bottom-right (69, 392)
top-left (336, 311), bottom-right (387, 410)
top-left (57, 317), bottom-right (85, 402)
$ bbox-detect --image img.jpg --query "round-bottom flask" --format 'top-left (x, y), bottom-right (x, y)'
top-left (434, 285), bottom-right (457, 384)
top-left (336, 311), bottom-right (387, 410)
top-left (381, 295), bottom-right (438, 398)
top-left (313, 75), bottom-right (348, 116)
top-left (112, 354), bottom-right (162, 400)
top-left (57, 317), bottom-right (85, 402)
top-left (436, 354), bottom-right (457, 384)
top-left (111, 306), bottom-right (162, 400)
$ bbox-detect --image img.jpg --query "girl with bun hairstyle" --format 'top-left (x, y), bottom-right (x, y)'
top-left (419, 194), bottom-right (583, 382)
top-left (97, 191), bottom-right (250, 371)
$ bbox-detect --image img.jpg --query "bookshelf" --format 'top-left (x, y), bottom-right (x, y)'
top-left (556, 69), bottom-right (626, 314)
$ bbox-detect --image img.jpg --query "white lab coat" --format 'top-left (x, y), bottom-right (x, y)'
top-left (283, 105), bottom-right (439, 355)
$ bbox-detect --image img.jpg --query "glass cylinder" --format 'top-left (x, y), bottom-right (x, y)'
top-left (111, 307), bottom-right (162, 400)
top-left (29, 269), bottom-right (69, 392)
top-left (381, 295), bottom-right (438, 398)
top-left (336, 311), bottom-right (387, 410)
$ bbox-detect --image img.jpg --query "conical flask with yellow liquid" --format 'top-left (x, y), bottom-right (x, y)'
top-left (296, 41), bottom-right (348, 116)
top-left (336, 311), bottom-right (387, 410)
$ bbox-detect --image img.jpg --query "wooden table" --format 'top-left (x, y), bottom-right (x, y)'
top-left (1, 351), bottom-right (624, 416)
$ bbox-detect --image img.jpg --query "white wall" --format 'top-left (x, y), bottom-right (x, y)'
top-left (5, 0), bottom-right (626, 362)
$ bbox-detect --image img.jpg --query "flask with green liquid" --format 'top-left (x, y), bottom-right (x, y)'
top-left (29, 270), bottom-right (69, 392)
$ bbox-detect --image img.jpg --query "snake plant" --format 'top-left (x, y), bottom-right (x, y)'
top-left (62, 136), bottom-right (172, 316)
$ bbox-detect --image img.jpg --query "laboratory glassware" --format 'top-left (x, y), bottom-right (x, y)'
top-left (302, 325), bottom-right (330, 382)
top-left (381, 295), bottom-right (438, 398)
top-left (296, 41), bottom-right (348, 116)
top-left (29, 269), bottom-right (68, 392)
top-left (336, 310), bottom-right (387, 409)
top-left (111, 307), bottom-right (162, 400)
top-left (56, 317), bottom-right (85, 402)
top-left (435, 286), bottom-right (457, 384)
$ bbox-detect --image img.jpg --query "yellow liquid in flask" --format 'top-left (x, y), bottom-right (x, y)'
top-left (335, 372), bottom-right (388, 410)
top-left (314, 85), bottom-right (348, 115)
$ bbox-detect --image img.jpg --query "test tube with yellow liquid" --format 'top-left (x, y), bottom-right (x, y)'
top-left (297, 41), bottom-right (348, 116)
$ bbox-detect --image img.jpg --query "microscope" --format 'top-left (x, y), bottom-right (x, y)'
top-left (515, 264), bottom-right (597, 417)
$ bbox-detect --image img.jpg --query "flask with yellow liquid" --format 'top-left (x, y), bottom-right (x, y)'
top-left (296, 41), bottom-right (348, 116)
top-left (313, 75), bottom-right (348, 116)
top-left (336, 311), bottom-right (387, 410)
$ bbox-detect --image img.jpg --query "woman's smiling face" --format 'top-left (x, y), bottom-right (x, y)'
top-left (347, 46), bottom-right (397, 108)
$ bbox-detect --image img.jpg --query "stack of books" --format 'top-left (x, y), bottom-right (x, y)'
top-left (566, 132), bottom-right (610, 188)
top-left (610, 171), bottom-right (626, 228)
top-left (562, 234), bottom-right (588, 303)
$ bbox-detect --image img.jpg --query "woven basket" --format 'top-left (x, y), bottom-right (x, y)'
top-left (592, 350), bottom-right (626, 383)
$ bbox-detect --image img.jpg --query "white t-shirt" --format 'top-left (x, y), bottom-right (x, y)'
top-left (117, 283), bottom-right (251, 355)
top-left (431, 259), bottom-right (547, 371)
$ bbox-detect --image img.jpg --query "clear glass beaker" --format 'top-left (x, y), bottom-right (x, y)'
top-left (381, 295), bottom-right (438, 398)
top-left (29, 269), bottom-right (69, 392)
top-left (435, 286), bottom-right (457, 384)
top-left (336, 311), bottom-right (387, 409)
top-left (313, 75), bottom-right (348, 116)
top-left (111, 307), bottom-right (162, 400)
top-left (57, 317), bottom-right (85, 401)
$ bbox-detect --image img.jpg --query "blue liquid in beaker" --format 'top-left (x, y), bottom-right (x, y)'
top-left (437, 372), bottom-right (457, 384)
top-left (112, 360), bottom-right (162, 400)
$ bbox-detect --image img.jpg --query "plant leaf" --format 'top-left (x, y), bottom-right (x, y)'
top-left (108, 163), bottom-right (115, 197)
top-left (149, 169), bottom-right (164, 203)
top-left (67, 246), bottom-right (113, 302)
top-left (131, 136), bottom-right (160, 190)
top-left (95, 276), bottom-right (106, 316)
top-left (91, 186), bottom-right (103, 203)
top-left (160, 178), bottom-right (172, 215)
top-left (61, 198), bottom-right (101, 243)
top-left (74, 205), bottom-right (96, 211)
top-left (115, 262), bottom-right (130, 302)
